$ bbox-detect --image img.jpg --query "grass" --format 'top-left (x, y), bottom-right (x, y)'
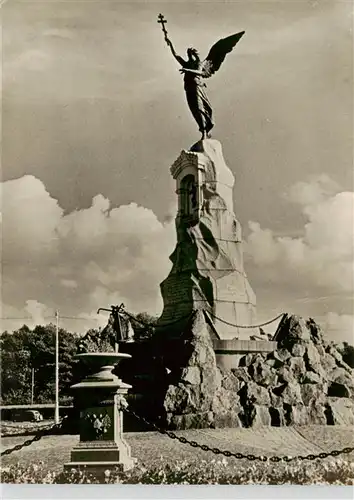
top-left (1, 423), bottom-right (354, 484)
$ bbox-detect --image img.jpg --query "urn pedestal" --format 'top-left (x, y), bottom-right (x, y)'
top-left (64, 352), bottom-right (136, 475)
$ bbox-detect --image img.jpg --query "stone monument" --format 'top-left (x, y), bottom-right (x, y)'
top-left (157, 139), bottom-right (257, 340)
top-left (117, 17), bottom-right (354, 431)
top-left (157, 15), bottom-right (257, 342)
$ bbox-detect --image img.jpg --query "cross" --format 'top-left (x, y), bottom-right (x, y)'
top-left (157, 13), bottom-right (168, 39)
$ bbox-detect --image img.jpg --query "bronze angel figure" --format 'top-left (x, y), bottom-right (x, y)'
top-left (160, 18), bottom-right (245, 139)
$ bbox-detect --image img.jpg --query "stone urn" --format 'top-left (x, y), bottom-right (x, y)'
top-left (64, 352), bottom-right (136, 475)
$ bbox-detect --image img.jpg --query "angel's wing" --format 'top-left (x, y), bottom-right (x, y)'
top-left (201, 31), bottom-right (245, 78)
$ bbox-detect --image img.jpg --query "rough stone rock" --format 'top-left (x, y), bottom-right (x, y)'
top-left (329, 367), bottom-right (354, 385)
top-left (283, 382), bottom-right (304, 406)
top-left (306, 318), bottom-right (324, 345)
top-left (304, 343), bottom-right (324, 375)
top-left (273, 348), bottom-right (291, 363)
top-left (215, 368), bottom-right (223, 388)
top-left (335, 343), bottom-right (354, 368)
top-left (307, 404), bottom-right (327, 425)
top-left (276, 315), bottom-right (311, 349)
top-left (301, 371), bottom-right (322, 385)
top-left (166, 411), bottom-right (213, 430)
top-left (278, 366), bottom-right (293, 384)
top-left (320, 353), bottom-right (337, 373)
top-left (283, 404), bottom-right (309, 426)
top-left (159, 310), bottom-right (353, 430)
top-left (162, 310), bottom-right (219, 422)
top-left (240, 353), bottom-right (258, 367)
top-left (163, 384), bottom-right (197, 414)
top-left (212, 387), bottom-right (241, 414)
top-left (315, 344), bottom-right (326, 357)
top-left (300, 383), bottom-right (327, 405)
top-left (250, 405), bottom-right (272, 427)
top-left (240, 381), bottom-right (270, 406)
top-left (328, 382), bottom-right (350, 398)
top-left (273, 382), bottom-right (303, 406)
top-left (325, 399), bottom-right (354, 425)
top-left (288, 357), bottom-right (307, 379)
top-left (213, 411), bottom-right (243, 428)
top-left (220, 370), bottom-right (242, 392)
top-left (181, 366), bottom-right (201, 386)
top-left (328, 367), bottom-right (354, 397)
top-left (291, 343), bottom-right (306, 357)
top-left (248, 360), bottom-right (278, 387)
top-left (270, 390), bottom-right (283, 408)
top-left (265, 358), bottom-right (277, 368)
top-left (269, 407), bottom-right (286, 426)
top-left (326, 346), bottom-right (352, 372)
top-left (231, 367), bottom-right (251, 384)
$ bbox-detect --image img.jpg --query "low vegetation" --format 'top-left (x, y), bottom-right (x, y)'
top-left (1, 456), bottom-right (353, 485)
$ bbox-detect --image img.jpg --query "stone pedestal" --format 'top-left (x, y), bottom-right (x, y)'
top-left (213, 339), bottom-right (277, 370)
top-left (64, 353), bottom-right (136, 475)
top-left (157, 139), bottom-right (257, 340)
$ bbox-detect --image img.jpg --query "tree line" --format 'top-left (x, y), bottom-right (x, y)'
top-left (0, 313), bottom-right (157, 405)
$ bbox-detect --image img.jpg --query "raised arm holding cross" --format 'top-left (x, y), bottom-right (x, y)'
top-left (157, 13), bottom-right (168, 41)
top-left (157, 13), bottom-right (185, 66)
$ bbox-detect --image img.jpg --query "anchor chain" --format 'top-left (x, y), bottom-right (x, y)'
top-left (124, 407), bottom-right (354, 462)
top-left (208, 311), bottom-right (286, 329)
top-left (123, 306), bottom-right (285, 331)
top-left (1, 416), bottom-right (68, 457)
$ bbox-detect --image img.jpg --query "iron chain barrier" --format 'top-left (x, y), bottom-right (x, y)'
top-left (124, 407), bottom-right (354, 463)
top-left (1, 409), bottom-right (353, 462)
top-left (1, 416), bottom-right (68, 457)
top-left (1, 421), bottom-right (58, 438)
top-left (124, 307), bottom-right (286, 331)
top-left (207, 311), bottom-right (286, 329)
top-left (123, 310), bottom-right (193, 329)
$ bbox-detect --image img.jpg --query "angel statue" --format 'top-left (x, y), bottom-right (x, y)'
top-left (157, 14), bottom-right (245, 139)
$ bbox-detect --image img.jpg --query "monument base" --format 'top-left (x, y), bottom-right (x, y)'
top-left (65, 453), bottom-right (136, 474)
top-left (213, 339), bottom-right (277, 370)
top-left (65, 353), bottom-right (136, 477)
top-left (65, 437), bottom-right (136, 468)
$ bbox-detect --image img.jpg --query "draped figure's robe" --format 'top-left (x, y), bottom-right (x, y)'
top-left (183, 66), bottom-right (214, 135)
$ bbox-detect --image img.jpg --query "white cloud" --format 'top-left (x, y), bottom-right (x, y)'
top-left (1, 175), bottom-right (62, 261)
top-left (43, 29), bottom-right (74, 40)
top-left (286, 174), bottom-right (340, 208)
top-left (245, 175), bottom-right (354, 343)
top-left (1, 175), bottom-right (175, 333)
top-left (323, 312), bottom-right (354, 345)
top-left (246, 175), bottom-right (354, 294)
top-left (4, 50), bottom-right (51, 83)
top-left (24, 300), bottom-right (54, 327)
top-left (2, 174), bottom-right (353, 342)
top-left (60, 279), bottom-right (78, 289)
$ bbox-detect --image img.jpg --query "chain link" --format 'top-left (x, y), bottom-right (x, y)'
top-left (1, 422), bottom-right (55, 438)
top-left (208, 311), bottom-right (286, 329)
top-left (3, 406), bottom-right (353, 463)
top-left (124, 310), bottom-right (193, 330)
top-left (1, 416), bottom-right (68, 457)
top-left (125, 407), bottom-right (354, 463)
top-left (124, 307), bottom-right (285, 331)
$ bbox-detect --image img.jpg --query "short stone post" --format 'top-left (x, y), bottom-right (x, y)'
top-left (64, 352), bottom-right (136, 476)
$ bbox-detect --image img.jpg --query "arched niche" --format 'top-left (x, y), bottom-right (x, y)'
top-left (180, 174), bottom-right (197, 216)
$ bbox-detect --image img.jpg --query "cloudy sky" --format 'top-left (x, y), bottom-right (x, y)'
top-left (1, 0), bottom-right (353, 342)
